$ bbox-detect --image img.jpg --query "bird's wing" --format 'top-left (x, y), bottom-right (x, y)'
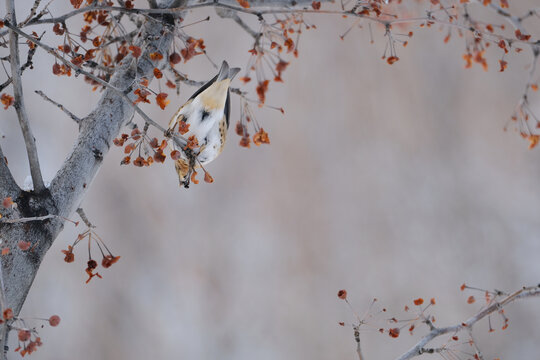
top-left (187, 61), bottom-right (238, 102)
top-left (224, 90), bottom-right (231, 129)
top-left (188, 74), bottom-right (219, 102)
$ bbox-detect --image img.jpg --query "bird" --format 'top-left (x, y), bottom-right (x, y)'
top-left (167, 61), bottom-right (240, 188)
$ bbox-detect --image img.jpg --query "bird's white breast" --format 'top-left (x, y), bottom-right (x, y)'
top-left (179, 97), bottom-right (223, 143)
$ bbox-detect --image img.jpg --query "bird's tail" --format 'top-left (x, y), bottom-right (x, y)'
top-left (217, 61), bottom-right (240, 82)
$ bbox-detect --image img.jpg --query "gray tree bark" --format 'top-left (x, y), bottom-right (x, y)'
top-left (0, 7), bottom-right (175, 314)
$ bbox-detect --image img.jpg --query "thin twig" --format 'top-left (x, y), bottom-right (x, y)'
top-left (100, 29), bottom-right (138, 50)
top-left (478, 0), bottom-right (525, 33)
top-left (76, 208), bottom-right (95, 228)
top-left (168, 65), bottom-right (206, 87)
top-left (215, 7), bottom-right (259, 38)
top-left (19, 0), bottom-right (42, 27)
top-left (6, 0), bottom-right (46, 193)
top-left (231, 14), bottom-right (259, 39)
top-left (0, 214), bottom-right (58, 224)
top-left (0, 31), bottom-right (42, 93)
top-left (0, 79), bottom-right (11, 95)
top-left (467, 328), bottom-right (484, 360)
top-left (21, 1), bottom-right (540, 52)
top-left (20, 31), bottom-right (43, 73)
top-left (353, 325), bottom-right (364, 360)
top-left (35, 90), bottom-right (81, 124)
top-left (396, 286), bottom-right (540, 360)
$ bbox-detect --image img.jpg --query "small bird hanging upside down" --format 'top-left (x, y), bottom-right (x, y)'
top-left (167, 61), bottom-right (240, 188)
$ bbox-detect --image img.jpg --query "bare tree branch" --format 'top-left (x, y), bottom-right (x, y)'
top-left (0, 33), bottom-right (40, 93)
top-left (353, 325), bottom-right (364, 360)
top-left (0, 214), bottom-right (60, 224)
top-left (0, 79), bottom-right (11, 94)
top-left (34, 90), bottom-right (81, 124)
top-left (396, 286), bottom-right (540, 360)
top-left (19, 0), bottom-right (43, 27)
top-left (76, 208), bottom-right (95, 228)
top-left (168, 65), bottom-right (205, 87)
top-left (215, 7), bottom-right (259, 38)
top-left (25, 0), bottom-right (319, 26)
top-left (5, 0), bottom-right (46, 193)
top-left (22, 0), bottom-right (540, 53)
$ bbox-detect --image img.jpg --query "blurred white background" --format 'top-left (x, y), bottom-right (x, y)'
top-left (1, 1), bottom-right (540, 359)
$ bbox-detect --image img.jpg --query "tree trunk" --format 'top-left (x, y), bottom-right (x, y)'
top-left (0, 14), bottom-right (174, 317)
